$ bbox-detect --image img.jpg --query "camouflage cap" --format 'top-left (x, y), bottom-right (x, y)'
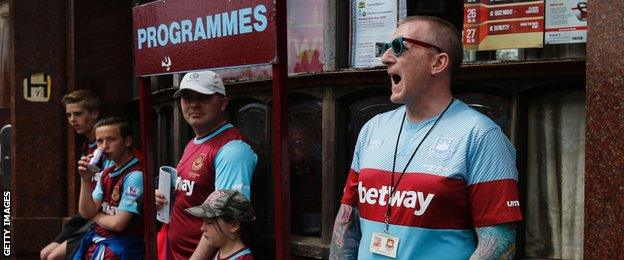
top-left (185, 189), bottom-right (255, 222)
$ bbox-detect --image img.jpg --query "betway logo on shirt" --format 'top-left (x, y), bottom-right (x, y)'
top-left (175, 176), bottom-right (195, 196)
top-left (101, 202), bottom-right (117, 215)
top-left (91, 172), bottom-right (101, 183)
top-left (358, 181), bottom-right (434, 216)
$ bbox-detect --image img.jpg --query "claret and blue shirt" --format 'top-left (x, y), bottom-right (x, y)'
top-left (341, 100), bottom-right (523, 259)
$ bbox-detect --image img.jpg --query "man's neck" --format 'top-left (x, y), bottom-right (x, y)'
top-left (404, 94), bottom-right (453, 124)
top-left (193, 119), bottom-right (227, 139)
top-left (113, 150), bottom-right (134, 170)
top-left (218, 239), bottom-right (246, 258)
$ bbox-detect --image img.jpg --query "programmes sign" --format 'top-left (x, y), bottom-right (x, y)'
top-left (133, 0), bottom-right (276, 76)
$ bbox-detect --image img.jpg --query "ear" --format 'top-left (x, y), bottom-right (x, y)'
top-left (124, 135), bottom-right (133, 148)
top-left (90, 110), bottom-right (100, 120)
top-left (229, 220), bottom-right (241, 234)
top-left (220, 96), bottom-right (229, 112)
top-left (430, 52), bottom-right (450, 76)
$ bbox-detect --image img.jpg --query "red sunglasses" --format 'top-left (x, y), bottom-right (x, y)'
top-left (385, 36), bottom-right (444, 56)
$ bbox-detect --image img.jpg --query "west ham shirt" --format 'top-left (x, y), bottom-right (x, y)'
top-left (341, 100), bottom-right (522, 259)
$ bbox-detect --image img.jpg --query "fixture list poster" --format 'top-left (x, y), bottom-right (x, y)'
top-left (351, 0), bottom-right (398, 68)
top-left (463, 0), bottom-right (545, 50)
top-left (545, 0), bottom-right (587, 44)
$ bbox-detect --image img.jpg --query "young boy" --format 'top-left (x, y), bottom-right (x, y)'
top-left (185, 190), bottom-right (255, 260)
top-left (73, 117), bottom-right (145, 259)
top-left (41, 90), bottom-right (103, 260)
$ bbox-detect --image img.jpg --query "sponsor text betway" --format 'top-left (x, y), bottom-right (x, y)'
top-left (358, 182), bottom-right (434, 216)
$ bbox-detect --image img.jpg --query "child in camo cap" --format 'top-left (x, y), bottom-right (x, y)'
top-left (185, 189), bottom-right (255, 260)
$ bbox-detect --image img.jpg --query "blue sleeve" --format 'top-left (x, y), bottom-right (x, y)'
top-left (117, 171), bottom-right (144, 215)
top-left (214, 140), bottom-right (258, 199)
top-left (92, 178), bottom-right (104, 201)
top-left (467, 127), bottom-right (518, 185)
top-left (90, 160), bottom-right (115, 196)
top-left (351, 121), bottom-right (371, 173)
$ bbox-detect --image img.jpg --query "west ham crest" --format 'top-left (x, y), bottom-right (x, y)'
top-left (429, 137), bottom-right (454, 160)
top-left (192, 153), bottom-right (207, 171)
top-left (112, 185), bottom-right (121, 202)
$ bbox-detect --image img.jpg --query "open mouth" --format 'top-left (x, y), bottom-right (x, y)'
top-left (390, 74), bottom-right (402, 85)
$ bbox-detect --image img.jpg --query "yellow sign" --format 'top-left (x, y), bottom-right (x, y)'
top-left (23, 73), bottom-right (51, 102)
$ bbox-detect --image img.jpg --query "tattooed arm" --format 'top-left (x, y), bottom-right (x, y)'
top-left (329, 203), bottom-right (361, 260)
top-left (469, 222), bottom-right (517, 260)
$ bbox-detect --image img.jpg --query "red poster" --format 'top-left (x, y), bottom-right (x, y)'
top-left (463, 0), bottom-right (544, 50)
top-left (287, 0), bottom-right (324, 73)
top-left (207, 0), bottom-right (325, 81)
top-left (133, 0), bottom-right (276, 76)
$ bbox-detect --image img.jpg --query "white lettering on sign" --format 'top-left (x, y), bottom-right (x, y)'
top-left (490, 9), bottom-right (513, 16)
top-left (137, 4), bottom-right (268, 50)
top-left (357, 182), bottom-right (434, 216)
top-left (526, 6), bottom-right (539, 14)
top-left (490, 24), bottom-right (511, 32)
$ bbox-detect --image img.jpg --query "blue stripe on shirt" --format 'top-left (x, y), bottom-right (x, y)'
top-left (214, 140), bottom-right (257, 199)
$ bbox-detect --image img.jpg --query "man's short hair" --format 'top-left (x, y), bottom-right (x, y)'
top-left (399, 16), bottom-right (463, 76)
top-left (94, 117), bottom-right (132, 139)
top-left (61, 89), bottom-right (101, 112)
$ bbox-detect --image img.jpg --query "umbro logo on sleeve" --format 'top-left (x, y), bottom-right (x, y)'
top-left (506, 200), bottom-right (520, 207)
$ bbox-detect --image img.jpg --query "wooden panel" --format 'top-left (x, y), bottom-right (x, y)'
top-left (289, 100), bottom-right (322, 236)
top-left (321, 88), bottom-right (336, 242)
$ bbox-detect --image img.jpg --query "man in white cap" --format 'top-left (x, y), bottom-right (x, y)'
top-left (155, 70), bottom-right (258, 260)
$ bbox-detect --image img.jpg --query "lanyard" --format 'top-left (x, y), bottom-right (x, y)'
top-left (384, 99), bottom-right (453, 233)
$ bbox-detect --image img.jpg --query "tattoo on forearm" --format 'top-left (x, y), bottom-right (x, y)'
top-left (329, 204), bottom-right (361, 260)
top-left (470, 223), bottom-right (516, 260)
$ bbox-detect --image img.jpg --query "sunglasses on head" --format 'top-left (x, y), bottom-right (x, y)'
top-left (384, 36), bottom-right (444, 56)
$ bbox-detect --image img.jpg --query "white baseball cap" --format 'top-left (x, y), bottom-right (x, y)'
top-left (173, 70), bottom-right (226, 98)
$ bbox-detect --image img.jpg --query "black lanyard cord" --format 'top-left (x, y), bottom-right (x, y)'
top-left (385, 99), bottom-right (454, 230)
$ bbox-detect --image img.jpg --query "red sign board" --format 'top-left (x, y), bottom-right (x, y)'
top-left (463, 0), bottom-right (544, 50)
top-left (133, 0), bottom-right (276, 76)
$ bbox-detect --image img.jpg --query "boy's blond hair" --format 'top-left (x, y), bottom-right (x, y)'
top-left (61, 89), bottom-right (101, 112)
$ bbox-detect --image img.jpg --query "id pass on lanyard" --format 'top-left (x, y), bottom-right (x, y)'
top-left (370, 231), bottom-right (400, 258)
top-left (369, 101), bottom-right (453, 258)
